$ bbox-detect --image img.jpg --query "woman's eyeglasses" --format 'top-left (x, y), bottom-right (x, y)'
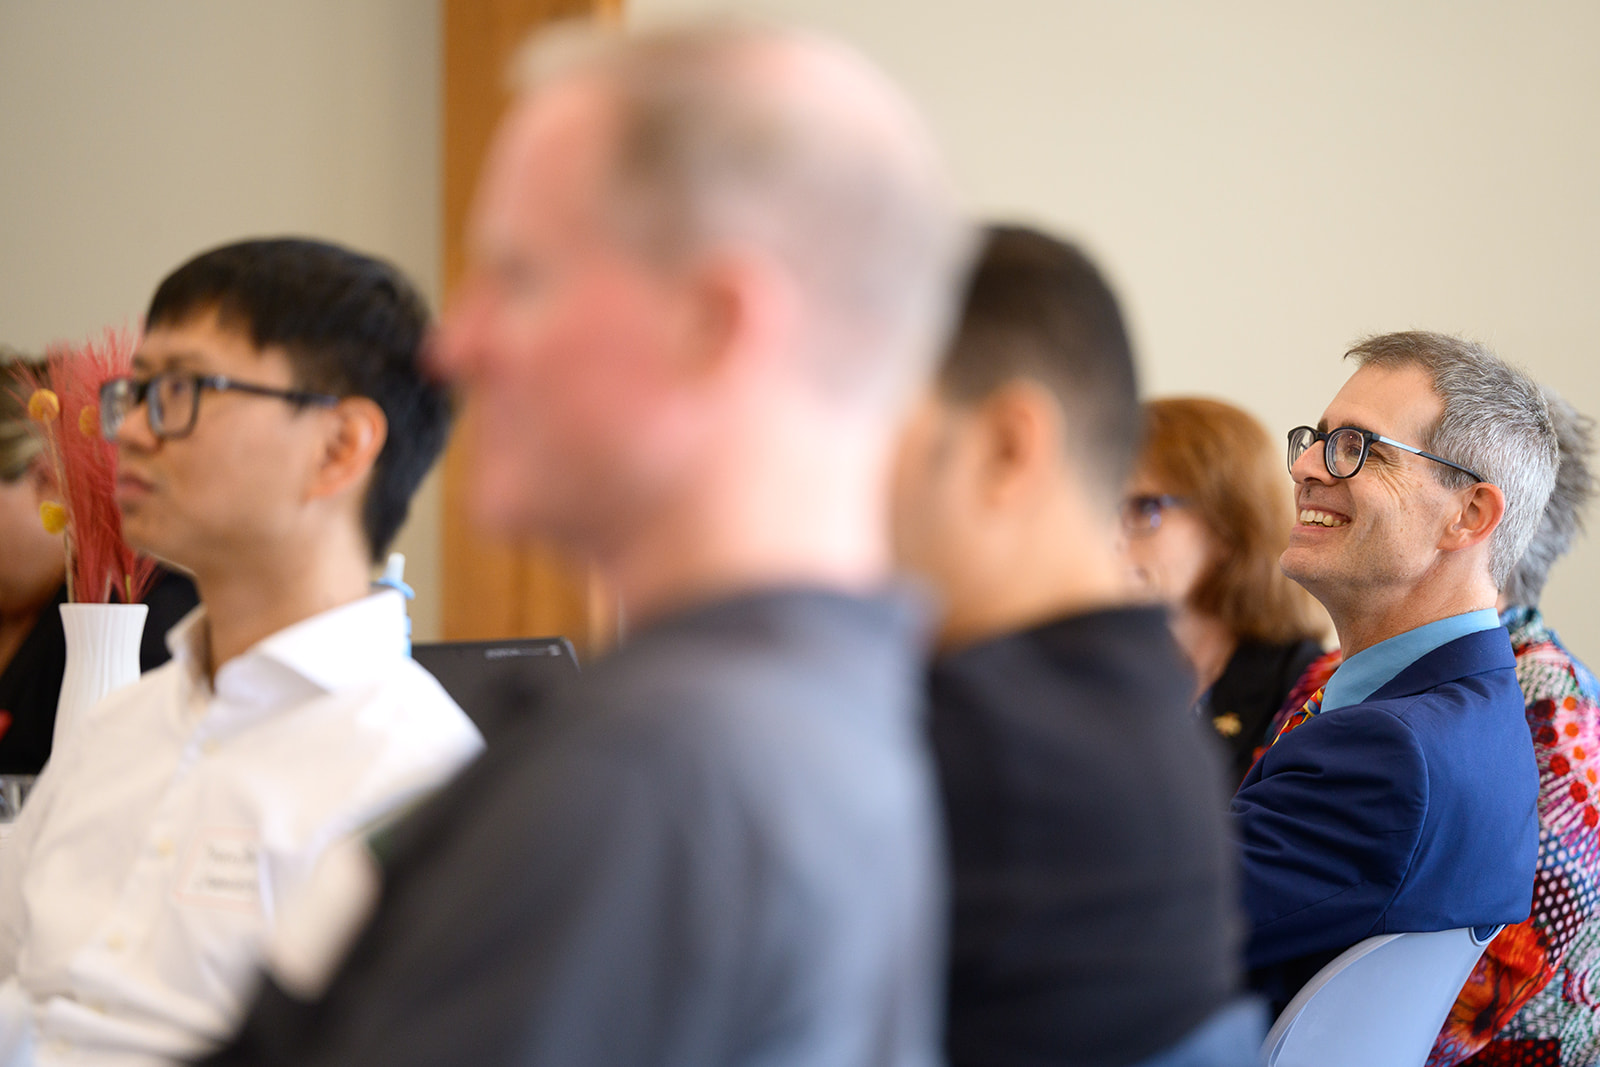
top-left (1121, 494), bottom-right (1187, 538)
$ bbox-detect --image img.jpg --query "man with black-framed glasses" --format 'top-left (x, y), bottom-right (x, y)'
top-left (0, 238), bottom-right (482, 1064)
top-left (1235, 330), bottom-right (1558, 1016)
top-left (98, 372), bottom-right (341, 442)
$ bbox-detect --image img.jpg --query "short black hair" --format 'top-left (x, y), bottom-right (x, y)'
top-left (146, 238), bottom-right (452, 562)
top-left (937, 224), bottom-right (1140, 497)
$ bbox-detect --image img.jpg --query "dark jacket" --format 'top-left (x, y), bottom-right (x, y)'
top-left (200, 588), bottom-right (944, 1067)
top-left (1234, 627), bottom-right (1540, 1011)
top-left (930, 607), bottom-right (1245, 1067)
top-left (1202, 637), bottom-right (1324, 785)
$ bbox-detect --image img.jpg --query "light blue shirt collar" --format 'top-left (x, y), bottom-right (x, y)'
top-left (1320, 608), bottom-right (1502, 712)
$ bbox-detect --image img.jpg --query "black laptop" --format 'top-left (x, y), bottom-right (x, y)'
top-left (412, 637), bottom-right (579, 736)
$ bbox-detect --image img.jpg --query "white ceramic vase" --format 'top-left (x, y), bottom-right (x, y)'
top-left (53, 602), bottom-right (148, 756)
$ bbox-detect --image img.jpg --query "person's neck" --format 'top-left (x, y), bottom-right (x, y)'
top-left (1169, 607), bottom-right (1238, 702)
top-left (938, 503), bottom-right (1129, 652)
top-left (0, 608), bottom-right (43, 677)
top-left (601, 419), bottom-right (892, 632)
top-left (190, 529), bottom-right (374, 680)
top-left (0, 570), bottom-right (66, 676)
top-left (1495, 592), bottom-right (1530, 616)
top-left (1327, 566), bottom-right (1498, 659)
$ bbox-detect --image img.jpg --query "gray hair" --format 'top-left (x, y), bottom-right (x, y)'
top-left (513, 20), bottom-right (974, 410)
top-left (1347, 331), bottom-right (1559, 589)
top-left (1502, 388), bottom-right (1594, 608)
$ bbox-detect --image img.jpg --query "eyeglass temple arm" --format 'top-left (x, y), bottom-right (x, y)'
top-left (199, 376), bottom-right (340, 407)
top-left (1369, 433), bottom-right (1485, 483)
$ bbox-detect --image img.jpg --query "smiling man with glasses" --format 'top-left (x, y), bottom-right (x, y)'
top-left (0, 238), bottom-right (482, 1064)
top-left (1234, 330), bottom-right (1559, 1015)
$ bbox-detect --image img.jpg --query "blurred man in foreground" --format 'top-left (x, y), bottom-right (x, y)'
top-left (892, 225), bottom-right (1259, 1067)
top-left (1238, 332), bottom-right (1557, 1012)
top-left (0, 238), bottom-right (481, 1064)
top-left (204, 21), bottom-right (971, 1067)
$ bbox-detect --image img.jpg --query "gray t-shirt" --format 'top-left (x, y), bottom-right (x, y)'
top-left (201, 586), bottom-right (944, 1067)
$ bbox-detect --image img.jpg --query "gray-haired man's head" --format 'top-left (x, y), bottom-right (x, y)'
top-left (512, 20), bottom-right (972, 411)
top-left (1346, 331), bottom-right (1559, 588)
top-left (437, 20), bottom-right (973, 550)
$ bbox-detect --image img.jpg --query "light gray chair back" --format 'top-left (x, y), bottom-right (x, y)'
top-left (1262, 925), bottom-right (1501, 1067)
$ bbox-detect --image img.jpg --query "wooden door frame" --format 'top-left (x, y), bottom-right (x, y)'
top-left (438, 0), bottom-right (621, 656)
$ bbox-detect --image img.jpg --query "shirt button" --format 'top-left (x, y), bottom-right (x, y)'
top-left (201, 739), bottom-right (220, 756)
top-left (156, 838), bottom-right (175, 857)
top-left (106, 933), bottom-right (125, 952)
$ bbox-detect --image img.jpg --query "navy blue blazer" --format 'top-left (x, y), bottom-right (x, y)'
top-left (1232, 626), bottom-right (1538, 1003)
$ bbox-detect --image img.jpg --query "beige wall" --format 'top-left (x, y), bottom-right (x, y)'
top-left (630, 0), bottom-right (1600, 656)
top-left (6, 1), bottom-right (1598, 655)
top-left (0, 0), bottom-right (445, 639)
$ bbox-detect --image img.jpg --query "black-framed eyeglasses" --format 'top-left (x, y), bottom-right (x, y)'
top-left (99, 373), bottom-right (341, 442)
top-left (1286, 425), bottom-right (1486, 484)
top-left (1121, 493), bottom-right (1187, 538)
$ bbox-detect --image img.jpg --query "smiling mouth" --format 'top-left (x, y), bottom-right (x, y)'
top-left (1299, 508), bottom-right (1349, 528)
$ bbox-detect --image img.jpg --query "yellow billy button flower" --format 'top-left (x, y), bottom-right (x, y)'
top-left (28, 388), bottom-right (60, 423)
top-left (39, 501), bottom-right (68, 535)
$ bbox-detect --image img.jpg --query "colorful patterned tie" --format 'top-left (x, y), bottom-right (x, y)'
top-left (1268, 686), bottom-right (1324, 749)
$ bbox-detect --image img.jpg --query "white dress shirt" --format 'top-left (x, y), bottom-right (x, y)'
top-left (0, 591), bottom-right (483, 1066)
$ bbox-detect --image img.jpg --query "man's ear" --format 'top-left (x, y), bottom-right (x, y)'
top-left (308, 398), bottom-right (388, 501)
top-left (1439, 481), bottom-right (1505, 554)
top-left (677, 247), bottom-right (798, 386)
top-left (976, 380), bottom-right (1059, 507)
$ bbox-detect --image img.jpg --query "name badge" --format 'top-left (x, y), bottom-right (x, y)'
top-left (175, 828), bottom-right (262, 912)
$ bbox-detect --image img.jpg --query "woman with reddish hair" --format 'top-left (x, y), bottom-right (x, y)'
top-left (1123, 396), bottom-right (1328, 783)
